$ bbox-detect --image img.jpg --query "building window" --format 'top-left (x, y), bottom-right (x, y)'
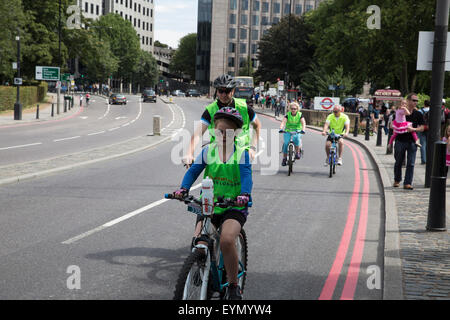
top-left (262, 2), bottom-right (269, 13)
top-left (261, 16), bottom-right (269, 25)
top-left (96, 5), bottom-right (99, 15)
top-left (253, 1), bottom-right (260, 11)
top-left (240, 28), bottom-right (247, 40)
top-left (284, 3), bottom-right (291, 14)
top-left (229, 28), bottom-right (236, 39)
top-left (306, 5), bottom-right (313, 12)
top-left (239, 57), bottom-right (247, 68)
top-left (251, 44), bottom-right (258, 54)
top-left (252, 15), bottom-right (259, 26)
top-left (230, 0), bottom-right (237, 10)
top-left (295, 4), bottom-right (302, 15)
top-left (240, 43), bottom-right (246, 53)
top-left (241, 0), bottom-right (248, 10)
top-left (229, 42), bottom-right (236, 53)
top-left (240, 14), bottom-right (248, 25)
top-left (85, 2), bottom-right (88, 13)
top-left (273, 2), bottom-right (280, 14)
top-left (228, 57), bottom-right (235, 67)
top-left (91, 3), bottom-right (94, 14)
top-left (251, 29), bottom-right (258, 40)
top-left (272, 17), bottom-right (279, 24)
top-left (229, 13), bottom-right (236, 24)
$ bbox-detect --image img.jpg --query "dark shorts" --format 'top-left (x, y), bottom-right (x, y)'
top-left (196, 209), bottom-right (247, 229)
top-left (327, 135), bottom-right (342, 143)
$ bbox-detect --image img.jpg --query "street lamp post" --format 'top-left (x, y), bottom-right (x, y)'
top-left (14, 28), bottom-right (22, 120)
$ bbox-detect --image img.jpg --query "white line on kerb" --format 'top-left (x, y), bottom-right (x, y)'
top-left (54, 136), bottom-right (81, 142)
top-left (0, 142), bottom-right (43, 151)
top-left (62, 183), bottom-right (201, 244)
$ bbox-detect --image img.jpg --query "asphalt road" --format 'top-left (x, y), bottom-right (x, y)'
top-left (0, 95), bottom-right (171, 166)
top-left (0, 97), bottom-right (384, 300)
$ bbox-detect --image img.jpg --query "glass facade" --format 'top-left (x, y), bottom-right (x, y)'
top-left (196, 0), bottom-right (212, 86)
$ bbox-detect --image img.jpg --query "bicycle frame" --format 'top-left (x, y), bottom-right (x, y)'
top-left (327, 129), bottom-right (341, 177)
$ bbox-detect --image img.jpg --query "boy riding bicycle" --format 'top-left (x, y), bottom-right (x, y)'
top-left (172, 107), bottom-right (252, 300)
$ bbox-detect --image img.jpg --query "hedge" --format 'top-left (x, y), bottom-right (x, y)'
top-left (0, 82), bottom-right (48, 112)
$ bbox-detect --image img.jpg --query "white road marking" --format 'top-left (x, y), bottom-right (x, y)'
top-left (98, 101), bottom-right (110, 120)
top-left (108, 127), bottom-right (120, 131)
top-left (62, 183), bottom-right (201, 244)
top-left (87, 131), bottom-right (106, 136)
top-left (54, 136), bottom-right (81, 142)
top-left (0, 142), bottom-right (42, 151)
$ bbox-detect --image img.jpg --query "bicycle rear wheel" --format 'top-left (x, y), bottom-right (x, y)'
top-left (329, 153), bottom-right (333, 178)
top-left (173, 250), bottom-right (212, 300)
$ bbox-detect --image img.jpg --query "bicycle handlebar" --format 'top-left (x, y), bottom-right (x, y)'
top-left (279, 130), bottom-right (305, 134)
top-left (164, 193), bottom-right (252, 208)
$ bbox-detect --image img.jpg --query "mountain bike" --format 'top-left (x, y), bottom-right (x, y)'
top-left (165, 192), bottom-right (251, 300)
top-left (279, 130), bottom-right (305, 176)
top-left (327, 129), bottom-right (341, 178)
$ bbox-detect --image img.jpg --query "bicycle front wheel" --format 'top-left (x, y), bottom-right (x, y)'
top-left (288, 143), bottom-right (294, 176)
top-left (173, 250), bottom-right (212, 300)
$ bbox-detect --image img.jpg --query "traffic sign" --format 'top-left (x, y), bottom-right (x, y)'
top-left (35, 66), bottom-right (60, 81)
top-left (61, 73), bottom-right (70, 81)
top-left (14, 78), bottom-right (22, 85)
top-left (314, 97), bottom-right (340, 111)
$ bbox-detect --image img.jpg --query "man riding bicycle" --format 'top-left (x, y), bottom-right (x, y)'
top-left (279, 102), bottom-right (306, 166)
top-left (173, 108), bottom-right (252, 300)
top-left (183, 74), bottom-right (261, 167)
top-left (321, 105), bottom-right (350, 166)
top-left (85, 93), bottom-right (91, 105)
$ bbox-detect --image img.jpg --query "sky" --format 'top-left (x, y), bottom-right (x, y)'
top-left (154, 0), bottom-right (198, 49)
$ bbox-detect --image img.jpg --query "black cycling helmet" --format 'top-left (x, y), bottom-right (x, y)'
top-left (213, 74), bottom-right (237, 89)
top-left (213, 107), bottom-right (243, 129)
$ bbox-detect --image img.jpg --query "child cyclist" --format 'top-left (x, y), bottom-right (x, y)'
top-left (172, 107), bottom-right (252, 300)
top-left (279, 102), bottom-right (306, 166)
top-left (388, 99), bottom-right (421, 151)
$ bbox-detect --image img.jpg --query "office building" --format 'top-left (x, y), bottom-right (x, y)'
top-left (196, 0), bottom-right (323, 87)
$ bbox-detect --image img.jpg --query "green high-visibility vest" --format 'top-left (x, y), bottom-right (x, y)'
top-left (285, 111), bottom-right (303, 132)
top-left (206, 98), bottom-right (251, 148)
top-left (203, 143), bottom-right (246, 214)
top-left (326, 113), bottom-right (349, 134)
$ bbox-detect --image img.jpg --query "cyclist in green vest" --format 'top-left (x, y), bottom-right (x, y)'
top-left (279, 102), bottom-right (306, 166)
top-left (322, 105), bottom-right (350, 166)
top-left (172, 107), bottom-right (252, 300)
top-left (183, 74), bottom-right (261, 168)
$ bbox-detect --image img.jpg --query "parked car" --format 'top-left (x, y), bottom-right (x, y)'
top-left (142, 89), bottom-right (157, 102)
top-left (109, 93), bottom-right (127, 105)
top-left (186, 89), bottom-right (201, 97)
top-left (172, 90), bottom-right (186, 97)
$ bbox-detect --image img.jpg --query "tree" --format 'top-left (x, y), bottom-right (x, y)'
top-left (92, 14), bottom-right (141, 82)
top-left (307, 0), bottom-right (436, 95)
top-left (135, 50), bottom-right (158, 89)
top-left (0, 0), bottom-right (26, 83)
top-left (170, 33), bottom-right (197, 80)
top-left (254, 15), bottom-right (314, 86)
top-left (154, 40), bottom-right (169, 48)
top-left (239, 57), bottom-right (254, 77)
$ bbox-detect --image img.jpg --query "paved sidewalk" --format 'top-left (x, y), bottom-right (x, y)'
top-left (255, 106), bottom-right (450, 300)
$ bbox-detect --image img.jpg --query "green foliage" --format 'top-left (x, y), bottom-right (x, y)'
top-left (255, 15), bottom-right (314, 86)
top-left (154, 40), bottom-right (169, 48)
top-left (170, 33), bottom-right (197, 80)
top-left (135, 50), bottom-right (158, 88)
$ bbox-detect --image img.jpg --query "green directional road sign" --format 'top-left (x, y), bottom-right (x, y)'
top-left (61, 73), bottom-right (70, 81)
top-left (35, 66), bottom-right (60, 81)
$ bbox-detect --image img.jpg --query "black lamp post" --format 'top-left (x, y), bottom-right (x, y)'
top-left (14, 28), bottom-right (22, 120)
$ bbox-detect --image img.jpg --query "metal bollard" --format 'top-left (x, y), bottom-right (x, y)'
top-left (36, 104), bottom-right (39, 119)
top-left (365, 116), bottom-right (370, 141)
top-left (153, 115), bottom-right (161, 135)
top-left (376, 124), bottom-right (383, 146)
top-left (51, 103), bottom-right (54, 117)
top-left (426, 141), bottom-right (447, 231)
top-left (353, 116), bottom-right (359, 137)
top-left (64, 100), bottom-right (67, 112)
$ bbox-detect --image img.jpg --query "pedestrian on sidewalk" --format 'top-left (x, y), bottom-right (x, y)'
top-left (79, 94), bottom-right (83, 107)
top-left (443, 125), bottom-right (450, 175)
top-left (392, 93), bottom-right (424, 190)
top-left (417, 100), bottom-right (430, 164)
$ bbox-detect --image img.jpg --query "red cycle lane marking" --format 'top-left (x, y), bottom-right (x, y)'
top-left (340, 143), bottom-right (370, 300)
top-left (318, 142), bottom-right (361, 300)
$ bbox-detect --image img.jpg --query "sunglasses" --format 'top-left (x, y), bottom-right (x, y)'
top-left (412, 100), bottom-right (418, 102)
top-left (218, 88), bottom-right (232, 94)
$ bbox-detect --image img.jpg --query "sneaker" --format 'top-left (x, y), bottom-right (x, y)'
top-left (337, 158), bottom-right (343, 166)
top-left (282, 158), bottom-right (287, 166)
top-left (295, 152), bottom-right (301, 160)
top-left (225, 283), bottom-right (242, 300)
top-left (324, 158), bottom-right (329, 166)
top-left (415, 141), bottom-right (422, 148)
